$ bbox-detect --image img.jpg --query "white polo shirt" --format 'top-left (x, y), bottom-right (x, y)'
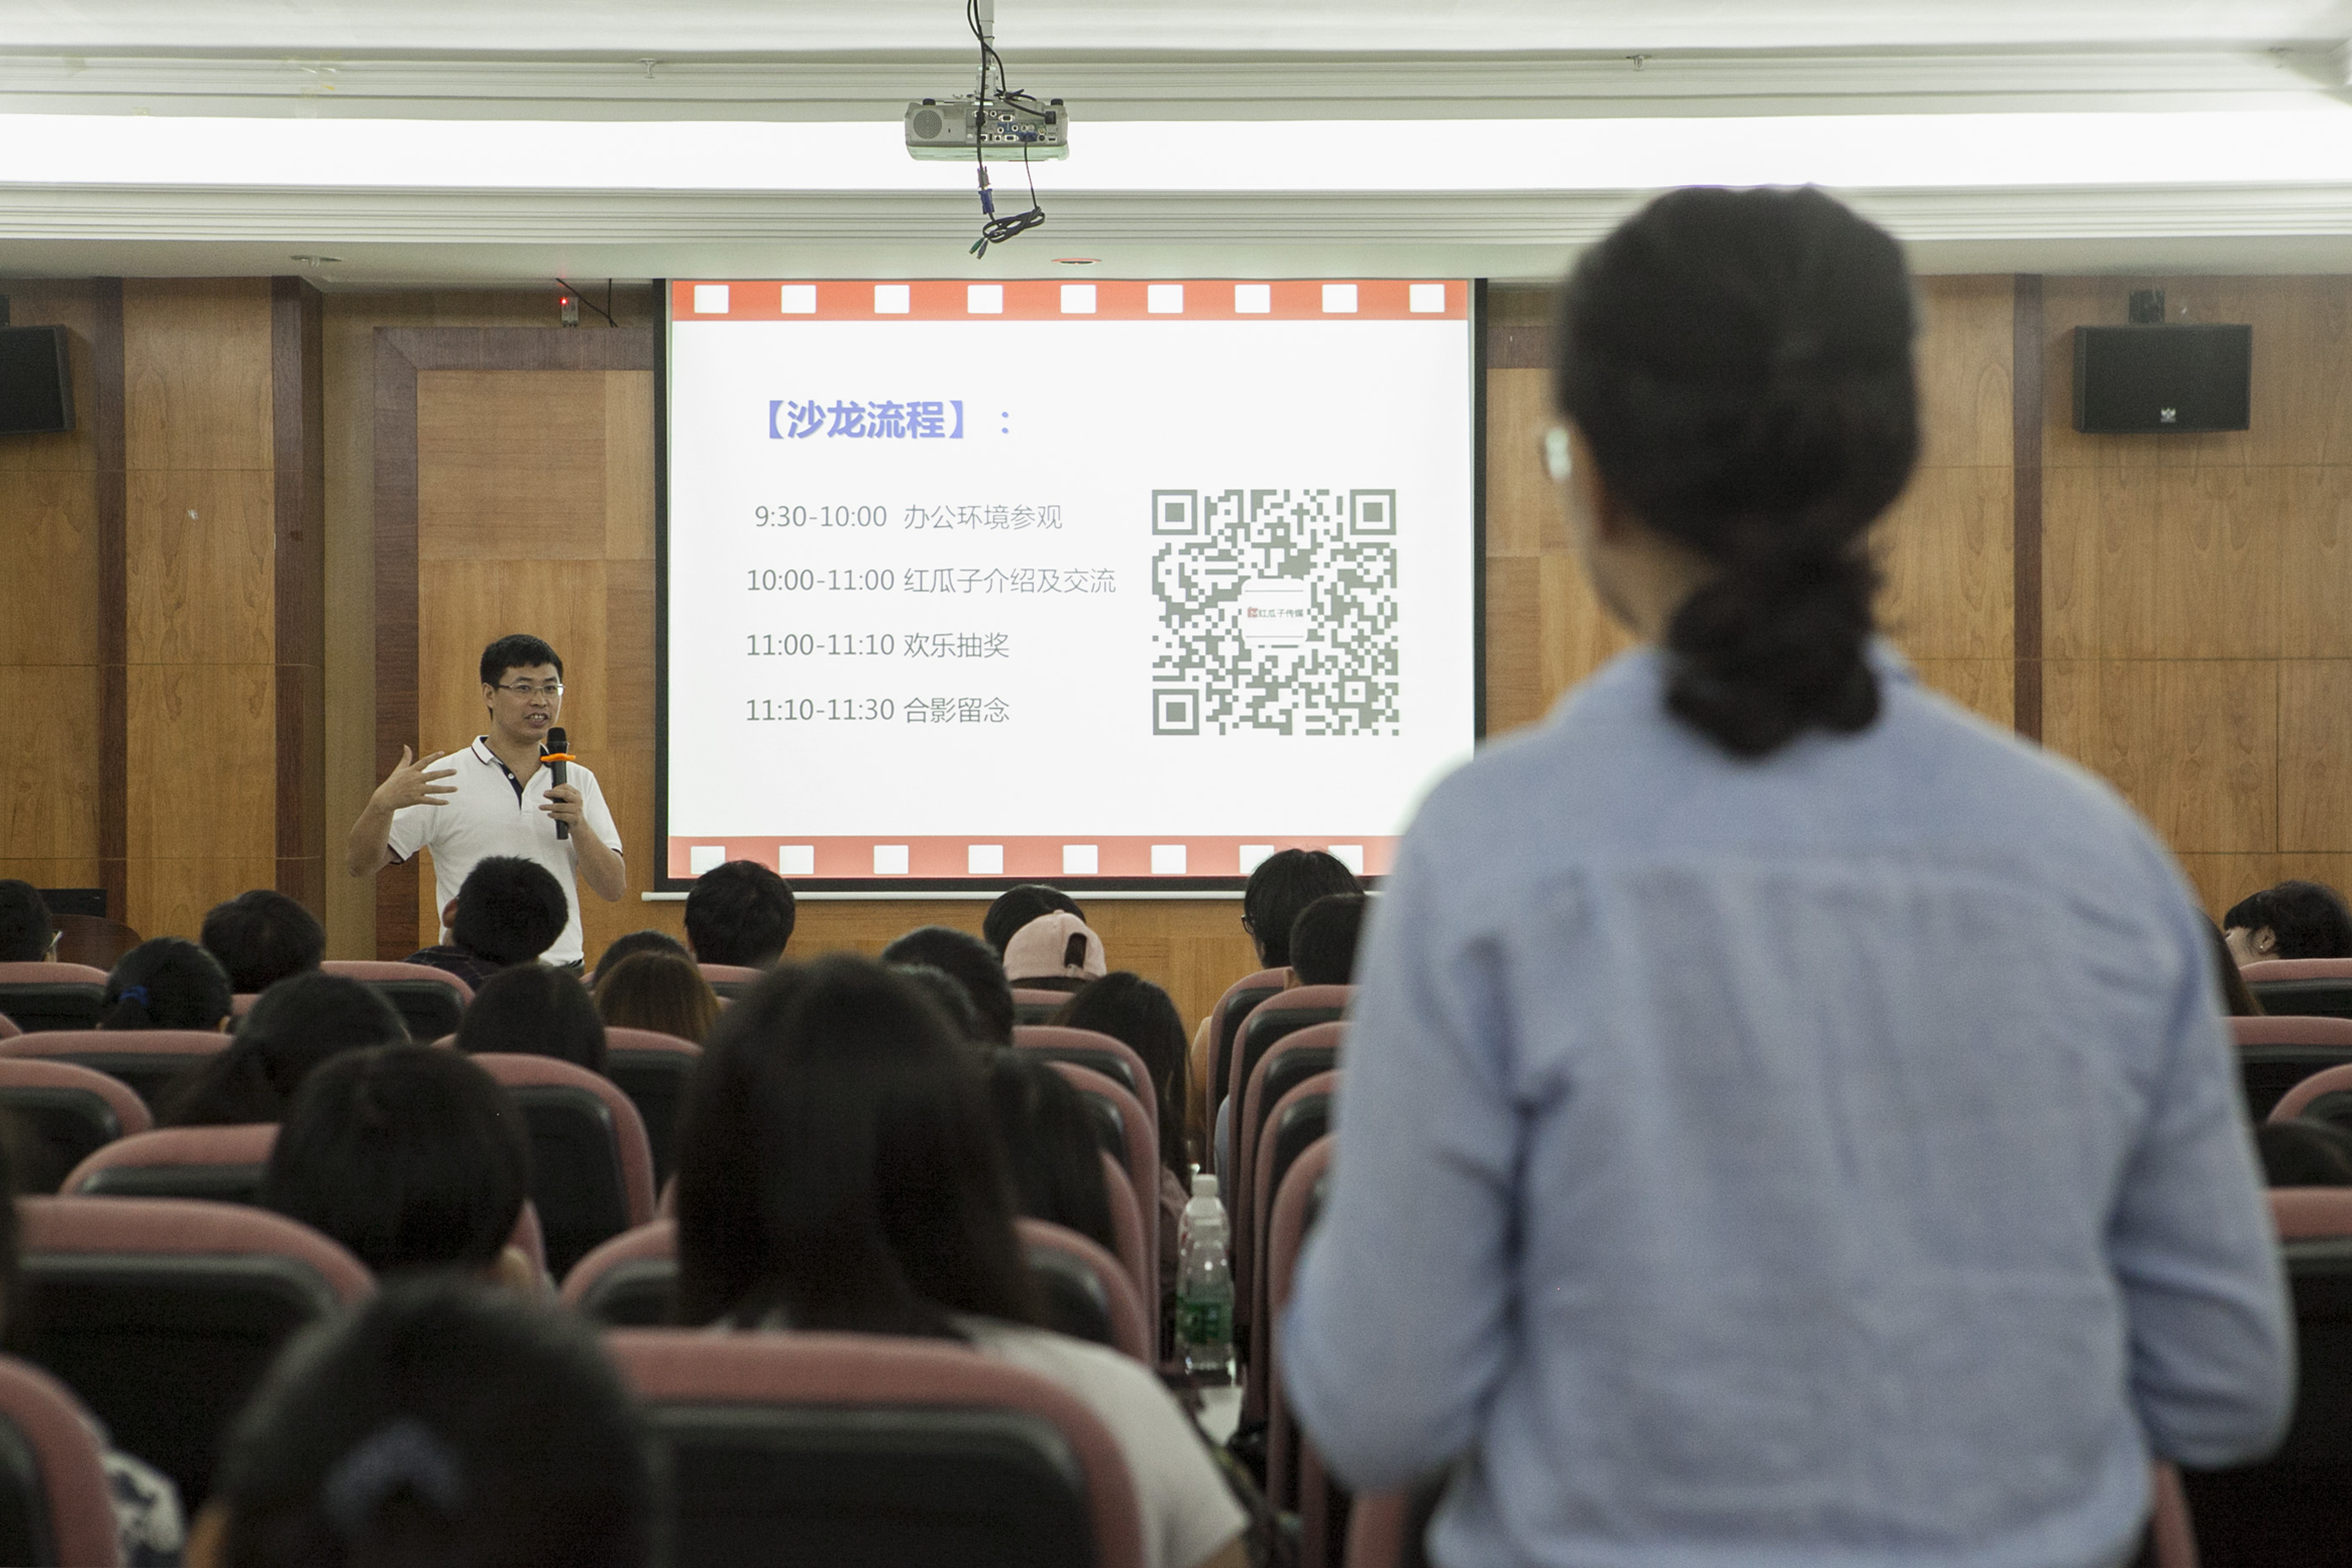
top-left (384, 738), bottom-right (622, 966)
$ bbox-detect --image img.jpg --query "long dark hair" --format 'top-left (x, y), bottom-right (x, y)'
top-left (161, 972), bottom-right (406, 1127)
top-left (1056, 972), bottom-right (1190, 1178)
top-left (1554, 185), bottom-right (1919, 758)
top-left (98, 938), bottom-right (231, 1032)
top-left (672, 955), bottom-right (1038, 1336)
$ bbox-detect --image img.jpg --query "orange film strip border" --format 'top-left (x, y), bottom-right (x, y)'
top-left (665, 835), bottom-right (1396, 880)
top-left (671, 279), bottom-right (1467, 324)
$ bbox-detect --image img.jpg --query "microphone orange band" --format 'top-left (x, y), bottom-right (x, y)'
top-left (540, 753), bottom-right (577, 763)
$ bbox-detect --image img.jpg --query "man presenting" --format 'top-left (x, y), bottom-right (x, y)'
top-left (348, 634), bottom-right (624, 969)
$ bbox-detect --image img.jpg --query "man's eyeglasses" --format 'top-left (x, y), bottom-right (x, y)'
top-left (495, 683), bottom-right (564, 698)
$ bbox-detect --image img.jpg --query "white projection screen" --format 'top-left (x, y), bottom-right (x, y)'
top-left (658, 278), bottom-right (1482, 891)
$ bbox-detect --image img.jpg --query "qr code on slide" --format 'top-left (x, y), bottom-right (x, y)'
top-left (1149, 487), bottom-right (1399, 738)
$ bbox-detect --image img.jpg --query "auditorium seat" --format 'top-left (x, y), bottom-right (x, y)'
top-left (63, 1123), bottom-right (275, 1204)
top-left (0, 1028), bottom-right (226, 1110)
top-left (318, 960), bottom-right (471, 1041)
top-left (2180, 1186), bottom-right (2352, 1565)
top-left (1044, 1062), bottom-right (1159, 1284)
top-left (602, 1026), bottom-right (701, 1190)
top-left (1247, 1073), bottom-right (1340, 1422)
top-left (1227, 986), bottom-right (1351, 1138)
top-left (13, 1195), bottom-right (372, 1509)
top-left (1015, 1024), bottom-right (1151, 1103)
top-left (2233, 1015), bottom-right (2352, 1119)
top-left (695, 962), bottom-right (765, 999)
top-left (1233, 1021), bottom-right (1346, 1333)
top-left (0, 1058), bottom-right (150, 1194)
top-left (562, 1218), bottom-right (678, 1327)
top-left (2244, 958), bottom-right (2352, 1021)
top-left (0, 1356), bottom-right (132, 1568)
top-left (1098, 1149), bottom-right (1152, 1313)
top-left (1012, 987), bottom-right (1073, 1026)
top-left (469, 1052), bottom-right (655, 1277)
top-left (1265, 1131), bottom-right (1335, 1516)
top-left (0, 964), bottom-right (110, 1035)
top-left (605, 1328), bottom-right (1146, 1568)
top-left (228, 993), bottom-right (257, 1018)
top-left (2268, 1061), bottom-right (2352, 1127)
top-left (1206, 968), bottom-right (1290, 1156)
top-left (1018, 1217), bottom-right (1152, 1364)
top-left (0, 1014), bottom-right (17, 1038)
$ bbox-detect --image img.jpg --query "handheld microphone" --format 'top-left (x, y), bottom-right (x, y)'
top-left (543, 727), bottom-right (572, 841)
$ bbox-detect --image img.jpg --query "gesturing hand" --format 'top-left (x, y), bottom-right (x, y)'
top-left (373, 746), bottom-right (457, 811)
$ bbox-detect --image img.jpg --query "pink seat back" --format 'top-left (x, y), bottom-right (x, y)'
top-left (2234, 1015), bottom-right (2352, 1048)
top-left (318, 960), bottom-right (475, 1001)
top-left (696, 963), bottom-right (765, 986)
top-left (1017, 1217), bottom-right (1152, 1364)
top-left (64, 1123), bottom-right (277, 1194)
top-left (229, 992), bottom-right (259, 1018)
top-left (0, 963), bottom-right (108, 987)
top-left (19, 1194), bottom-right (373, 1303)
top-left (0, 1058), bottom-right (150, 1140)
top-left (1015, 1025), bottom-right (1156, 1108)
top-left (2270, 1186), bottom-right (2352, 1239)
top-left (0, 1357), bottom-right (128, 1566)
top-left (2268, 1064), bottom-right (2352, 1124)
top-left (1264, 1128), bottom-right (1337, 1507)
top-left (1206, 968), bottom-right (1289, 1156)
top-left (1099, 1150), bottom-right (1150, 1310)
top-left (2243, 958), bottom-right (2352, 983)
top-left (0, 1014), bottom-right (18, 1040)
top-left (605, 1328), bottom-right (1147, 1568)
top-left (1045, 1061), bottom-right (1158, 1296)
top-left (606, 1026), bottom-right (701, 1057)
top-left (468, 1053), bottom-right (657, 1228)
top-left (562, 1218), bottom-right (677, 1306)
top-left (1235, 1022), bottom-right (1346, 1332)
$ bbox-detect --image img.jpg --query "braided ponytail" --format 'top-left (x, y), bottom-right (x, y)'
top-left (1553, 186), bottom-right (1918, 758)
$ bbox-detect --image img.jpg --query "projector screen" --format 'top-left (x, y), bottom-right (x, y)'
top-left (658, 277), bottom-right (1481, 891)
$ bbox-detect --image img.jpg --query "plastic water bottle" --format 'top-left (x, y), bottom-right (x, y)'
top-left (1177, 1173), bottom-right (1235, 1386)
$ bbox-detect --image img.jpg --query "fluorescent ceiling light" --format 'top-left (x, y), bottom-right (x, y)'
top-left (4, 109), bottom-right (2352, 192)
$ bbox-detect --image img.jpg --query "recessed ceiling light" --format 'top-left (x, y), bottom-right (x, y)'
top-left (1054, 257), bottom-right (1098, 265)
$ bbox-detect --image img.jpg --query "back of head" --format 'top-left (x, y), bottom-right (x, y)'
top-left (1002, 912), bottom-right (1107, 988)
top-left (672, 956), bottom-right (1036, 1333)
top-left (592, 951), bottom-right (718, 1044)
top-left (1242, 850), bottom-right (1362, 969)
top-left (211, 1276), bottom-right (654, 1568)
top-left (1289, 892), bottom-right (1369, 988)
top-left (879, 926), bottom-right (1015, 1045)
top-left (260, 1045), bottom-right (531, 1276)
top-left (681, 859), bottom-right (797, 967)
top-left (983, 885), bottom-right (1085, 958)
top-left (1554, 185), bottom-right (1919, 759)
top-left (592, 928), bottom-right (687, 978)
top-left (892, 962), bottom-right (983, 1043)
top-left (0, 880), bottom-right (53, 964)
top-left (2257, 1119), bottom-right (2352, 1187)
top-left (1054, 972), bottom-right (1190, 1178)
top-left (458, 964), bottom-right (607, 1072)
top-left (99, 937), bottom-right (232, 1032)
top-left (450, 858), bottom-right (568, 967)
top-left (983, 1052), bottom-right (1116, 1256)
top-left (202, 890), bottom-right (327, 994)
top-left (2227, 879), bottom-right (2352, 961)
top-left (164, 971), bottom-right (406, 1126)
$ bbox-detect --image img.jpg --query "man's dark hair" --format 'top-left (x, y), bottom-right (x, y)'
top-left (594, 928), bottom-right (688, 978)
top-left (2225, 879), bottom-right (2352, 961)
top-left (479, 634), bottom-right (563, 688)
top-left (1242, 850), bottom-right (1362, 969)
top-left (0, 881), bottom-right (53, 964)
top-left (672, 956), bottom-right (1039, 1334)
top-left (2257, 1119), bottom-right (2352, 1187)
top-left (891, 962), bottom-right (983, 1042)
top-left (1289, 893), bottom-right (1369, 988)
top-left (451, 857), bottom-right (569, 967)
top-left (983, 1052), bottom-right (1117, 1256)
top-left (161, 971), bottom-right (406, 1127)
top-left (878, 926), bottom-right (1014, 1045)
top-left (261, 1045), bottom-right (532, 1276)
top-left (1554, 186), bottom-right (1917, 758)
top-left (202, 890), bottom-right (326, 994)
top-left (212, 1276), bottom-right (656, 1568)
top-left (683, 859), bottom-right (798, 967)
top-left (98, 937), bottom-right (232, 1032)
top-left (1055, 972), bottom-right (1190, 1179)
top-left (982, 885), bottom-right (1085, 959)
top-left (458, 964), bottom-right (607, 1075)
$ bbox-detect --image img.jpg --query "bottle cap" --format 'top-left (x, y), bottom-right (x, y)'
top-left (1191, 1173), bottom-right (1219, 1200)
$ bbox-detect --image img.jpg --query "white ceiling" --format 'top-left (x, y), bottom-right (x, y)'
top-left (7, 1), bottom-right (2352, 284)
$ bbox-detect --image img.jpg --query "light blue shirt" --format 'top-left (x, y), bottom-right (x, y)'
top-left (1285, 645), bottom-right (2291, 1568)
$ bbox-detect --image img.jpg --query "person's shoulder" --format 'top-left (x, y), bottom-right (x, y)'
top-left (958, 1317), bottom-right (1167, 1402)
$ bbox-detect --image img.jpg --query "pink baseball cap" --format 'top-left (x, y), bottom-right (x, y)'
top-left (1004, 912), bottom-right (1107, 983)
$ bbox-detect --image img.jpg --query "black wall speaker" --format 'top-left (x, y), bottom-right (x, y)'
top-left (0, 325), bottom-right (74, 437)
top-left (2073, 324), bottom-right (2251, 434)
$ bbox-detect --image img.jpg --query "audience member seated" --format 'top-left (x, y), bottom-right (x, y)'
top-left (2255, 1119), bottom-right (2352, 1186)
top-left (403, 856), bottom-right (568, 988)
top-left (983, 884), bottom-right (1085, 960)
top-left (199, 890), bottom-right (324, 996)
top-left (259, 1044), bottom-right (536, 1289)
top-left (2207, 917), bottom-right (2264, 1016)
top-left (97, 939), bottom-right (233, 1033)
top-left (682, 858), bottom-right (797, 968)
top-left (1056, 972), bottom-right (1195, 1292)
top-left (880, 926), bottom-right (1015, 1045)
top-left (985, 1053), bottom-right (1118, 1257)
top-left (2224, 879), bottom-right (2352, 964)
top-left (591, 928), bottom-right (687, 980)
top-left (593, 952), bottom-right (719, 1045)
top-left (894, 961), bottom-right (984, 1043)
top-left (188, 1277), bottom-right (656, 1568)
top-left (1288, 893), bottom-right (1368, 989)
top-left (1004, 912), bottom-right (1108, 994)
top-left (160, 972), bottom-right (406, 1128)
top-left (458, 964), bottom-right (607, 1074)
top-left (670, 956), bottom-right (1247, 1568)
top-left (0, 880), bottom-right (57, 964)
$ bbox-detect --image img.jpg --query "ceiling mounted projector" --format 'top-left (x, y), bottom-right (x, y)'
top-left (906, 95), bottom-right (1069, 161)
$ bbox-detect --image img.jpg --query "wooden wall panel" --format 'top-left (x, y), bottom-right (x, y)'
top-left (123, 666), bottom-right (276, 861)
top-left (416, 371), bottom-right (610, 561)
top-left (2280, 661), bottom-right (2352, 854)
top-left (0, 666), bottom-right (102, 863)
top-left (1877, 466), bottom-right (2013, 661)
top-left (2043, 660), bottom-right (2276, 854)
top-left (122, 280), bottom-right (273, 472)
top-left (0, 471), bottom-right (101, 667)
top-left (123, 471), bottom-right (275, 666)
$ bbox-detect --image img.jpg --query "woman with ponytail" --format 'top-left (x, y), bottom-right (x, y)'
top-left (97, 938), bottom-right (232, 1033)
top-left (1288, 188), bottom-right (2289, 1566)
